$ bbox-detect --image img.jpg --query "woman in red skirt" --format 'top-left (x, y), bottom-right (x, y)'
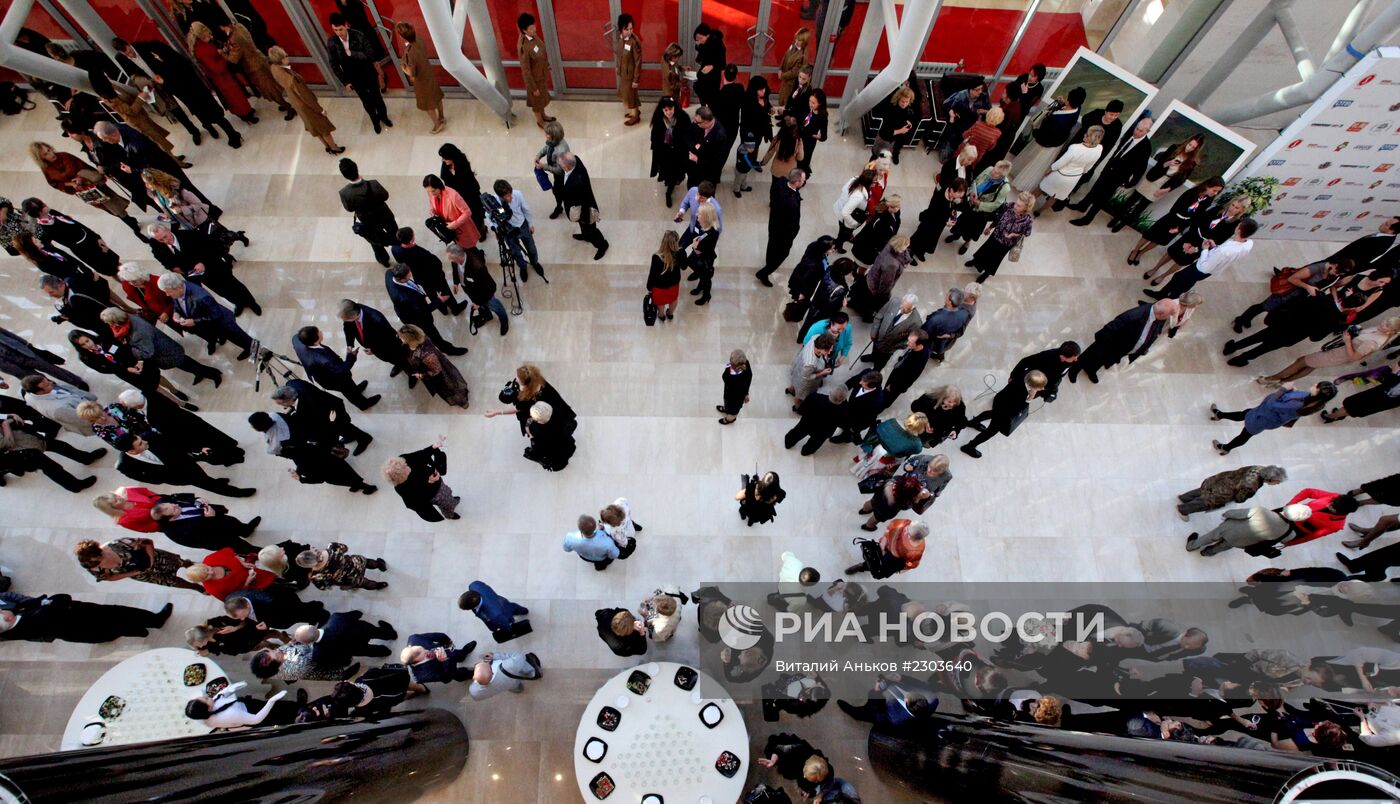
top-left (646, 230), bottom-right (683, 321)
top-left (188, 22), bottom-right (256, 123)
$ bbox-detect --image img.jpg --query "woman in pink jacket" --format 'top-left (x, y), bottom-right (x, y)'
top-left (423, 174), bottom-right (480, 250)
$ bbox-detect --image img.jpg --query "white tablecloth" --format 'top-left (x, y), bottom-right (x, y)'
top-left (61, 647), bottom-right (227, 750)
top-left (574, 661), bottom-right (749, 803)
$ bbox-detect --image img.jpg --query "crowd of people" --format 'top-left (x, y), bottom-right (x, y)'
top-left (2, 3), bottom-right (1399, 802)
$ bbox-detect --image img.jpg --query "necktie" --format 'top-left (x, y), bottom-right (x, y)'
top-left (355, 318), bottom-right (365, 339)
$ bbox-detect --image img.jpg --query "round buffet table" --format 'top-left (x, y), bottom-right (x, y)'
top-left (574, 661), bottom-right (749, 803)
top-left (60, 648), bottom-right (227, 750)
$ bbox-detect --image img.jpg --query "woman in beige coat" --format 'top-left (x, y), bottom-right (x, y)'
top-left (396, 22), bottom-right (445, 133)
top-left (268, 48), bottom-right (344, 154)
top-left (219, 20), bottom-right (294, 119)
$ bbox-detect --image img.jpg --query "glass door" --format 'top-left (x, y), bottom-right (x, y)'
top-left (297, 0), bottom-right (410, 90)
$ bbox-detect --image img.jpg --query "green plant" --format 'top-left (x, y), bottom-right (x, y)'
top-left (1224, 175), bottom-right (1280, 215)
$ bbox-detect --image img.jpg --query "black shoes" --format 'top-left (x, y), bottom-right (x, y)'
top-left (594, 243), bottom-right (609, 260)
top-left (353, 435), bottom-right (373, 456)
top-left (960, 444), bottom-right (982, 459)
top-left (755, 271), bottom-right (774, 287)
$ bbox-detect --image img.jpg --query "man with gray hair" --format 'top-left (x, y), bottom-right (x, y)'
top-left (921, 286), bottom-right (975, 363)
top-left (758, 167), bottom-right (806, 286)
top-left (469, 651), bottom-right (543, 700)
top-left (157, 272), bottom-right (254, 361)
top-left (1069, 298), bottom-right (1179, 384)
top-left (556, 152), bottom-right (609, 260)
top-left (271, 379), bottom-right (372, 456)
top-left (40, 275), bottom-right (108, 332)
top-left (784, 383), bottom-right (847, 456)
top-left (865, 293), bottom-right (923, 371)
top-left (1185, 503), bottom-right (1314, 557)
top-left (20, 375), bottom-right (97, 437)
top-left (146, 222), bottom-right (261, 317)
top-left (338, 299), bottom-right (412, 383)
top-left (1176, 465), bottom-right (1288, 518)
top-left (92, 119), bottom-right (211, 207)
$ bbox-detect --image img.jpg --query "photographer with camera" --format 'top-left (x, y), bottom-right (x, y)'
top-left (446, 245), bottom-right (509, 337)
top-left (484, 180), bottom-right (546, 283)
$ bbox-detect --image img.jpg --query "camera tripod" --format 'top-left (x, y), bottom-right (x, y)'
top-left (495, 227), bottom-right (528, 316)
top-left (251, 341), bottom-right (302, 393)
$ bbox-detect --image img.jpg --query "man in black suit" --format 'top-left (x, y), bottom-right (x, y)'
top-left (385, 264), bottom-right (468, 355)
top-left (310, 611), bottom-right (397, 665)
top-left (108, 37), bottom-right (203, 143)
top-left (1070, 115), bottom-right (1153, 226)
top-left (960, 369), bottom-right (1048, 459)
top-left (93, 120), bottom-right (212, 207)
top-left (272, 379), bottom-right (372, 456)
top-left (1326, 216), bottom-right (1400, 272)
top-left (113, 432), bottom-right (255, 496)
top-left (39, 275), bottom-right (107, 333)
top-left (391, 228), bottom-right (466, 314)
top-left (834, 370), bottom-right (884, 443)
top-left (327, 13), bottom-right (391, 131)
top-left (150, 493), bottom-right (261, 553)
top-left (1007, 341), bottom-right (1079, 403)
top-left (147, 223), bottom-right (261, 316)
top-left (338, 298), bottom-right (413, 384)
top-left (879, 331), bottom-right (932, 410)
top-left (1, 591), bottom-right (172, 643)
top-left (758, 168), bottom-right (806, 286)
top-left (400, 632), bottom-right (478, 684)
top-left (0, 326), bottom-right (88, 389)
top-left (248, 411), bottom-right (376, 494)
top-left (338, 158), bottom-right (399, 266)
top-left (291, 326), bottom-right (380, 411)
top-left (159, 273), bottom-right (253, 360)
top-left (684, 106), bottom-right (729, 189)
top-left (784, 384), bottom-right (847, 456)
top-left (1068, 299), bottom-right (1178, 384)
top-left (225, 589), bottom-right (328, 631)
top-left (557, 152), bottom-right (609, 260)
top-left (118, 38), bottom-right (242, 145)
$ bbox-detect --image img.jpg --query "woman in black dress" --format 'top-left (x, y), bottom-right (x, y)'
top-left (909, 179), bottom-right (966, 264)
top-left (382, 440), bottom-right (459, 522)
top-left (438, 144), bottom-right (486, 237)
top-left (851, 195), bottom-right (901, 265)
top-left (524, 401), bottom-right (576, 471)
top-left (1144, 192), bottom-right (1246, 285)
top-left (719, 349), bottom-right (752, 425)
top-left (736, 471), bottom-right (786, 525)
top-left (685, 201), bottom-right (721, 306)
top-left (649, 96), bottom-right (693, 208)
top-left (733, 76), bottom-right (773, 196)
top-left (910, 385), bottom-right (967, 446)
top-left (1322, 364), bottom-right (1400, 423)
top-left (647, 230), bottom-right (683, 322)
top-left (797, 89), bottom-right (828, 177)
top-left (485, 363), bottom-right (577, 436)
top-left (1124, 177), bottom-right (1223, 267)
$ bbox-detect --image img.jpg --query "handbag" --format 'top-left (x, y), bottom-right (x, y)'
top-left (1008, 239), bottom-right (1023, 263)
top-left (744, 784), bottom-right (794, 804)
top-left (425, 215), bottom-right (455, 244)
top-left (533, 166), bottom-right (552, 191)
top-left (497, 379), bottom-right (520, 404)
top-left (351, 216), bottom-right (366, 236)
top-left (783, 275), bottom-right (825, 322)
top-left (853, 537), bottom-right (896, 580)
top-left (566, 205), bottom-right (597, 224)
top-left (1269, 266), bottom-right (1303, 296)
top-left (643, 292), bottom-right (658, 326)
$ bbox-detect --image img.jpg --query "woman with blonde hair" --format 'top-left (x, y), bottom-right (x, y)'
top-left (861, 411), bottom-right (931, 460)
top-left (686, 201), bottom-right (720, 306)
top-left (215, 17), bottom-right (294, 120)
top-left (596, 607), bottom-right (647, 656)
top-left (646, 229), bottom-right (683, 321)
top-left (485, 363), bottom-right (576, 436)
top-left (400, 324), bottom-right (469, 408)
top-left (872, 86), bottom-right (917, 162)
top-left (910, 385), bottom-right (968, 446)
top-left (142, 167), bottom-right (218, 233)
top-left (719, 349), bottom-right (753, 424)
top-left (187, 21), bottom-right (256, 123)
top-left (395, 22), bottom-right (446, 133)
top-left (1258, 317), bottom-right (1400, 385)
top-left (969, 190), bottom-right (1034, 283)
top-left (383, 437), bottom-right (460, 521)
top-left (960, 105), bottom-right (1005, 165)
top-left (1037, 124), bottom-right (1104, 214)
top-left (777, 28), bottom-right (811, 107)
top-left (961, 369), bottom-right (1047, 459)
top-left (535, 121), bottom-right (570, 218)
top-left (92, 486), bottom-right (161, 532)
top-left (268, 46), bottom-right (344, 154)
top-left (29, 142), bottom-right (139, 233)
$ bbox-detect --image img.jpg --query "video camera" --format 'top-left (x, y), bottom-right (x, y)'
top-left (480, 191), bottom-right (514, 233)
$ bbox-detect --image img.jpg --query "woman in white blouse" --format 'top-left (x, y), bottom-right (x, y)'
top-left (1035, 125), bottom-right (1104, 215)
top-left (833, 168), bottom-right (876, 253)
top-left (185, 683), bottom-right (295, 729)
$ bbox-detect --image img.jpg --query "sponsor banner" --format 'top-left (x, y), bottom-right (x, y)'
top-left (1244, 47), bottom-right (1400, 240)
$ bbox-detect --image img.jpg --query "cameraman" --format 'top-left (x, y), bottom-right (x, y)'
top-left (486, 180), bottom-right (546, 282)
top-left (446, 245), bottom-right (509, 337)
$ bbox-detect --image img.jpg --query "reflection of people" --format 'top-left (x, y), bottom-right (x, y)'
top-left (1012, 86), bottom-right (1084, 190)
top-left (1111, 134), bottom-right (1205, 233)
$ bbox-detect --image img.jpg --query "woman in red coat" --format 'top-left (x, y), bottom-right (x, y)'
top-left (117, 263), bottom-right (174, 324)
top-left (423, 174), bottom-right (480, 250)
top-left (1285, 489), bottom-right (1361, 546)
top-left (187, 548), bottom-right (275, 600)
top-left (188, 22), bottom-right (256, 123)
top-left (92, 486), bottom-right (160, 533)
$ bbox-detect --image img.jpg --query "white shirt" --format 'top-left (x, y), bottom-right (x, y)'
top-left (600, 497), bottom-right (635, 548)
top-left (202, 684), bottom-right (287, 729)
top-left (1195, 237), bottom-right (1253, 276)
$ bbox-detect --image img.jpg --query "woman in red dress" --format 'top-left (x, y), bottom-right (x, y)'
top-left (187, 548), bottom-right (275, 600)
top-left (188, 22), bottom-right (256, 123)
top-left (91, 486), bottom-right (160, 533)
top-left (646, 230), bottom-right (682, 321)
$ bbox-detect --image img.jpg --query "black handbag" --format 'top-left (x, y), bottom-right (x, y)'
top-left (744, 784), bottom-right (793, 804)
top-left (643, 292), bottom-right (658, 326)
top-left (425, 215), bottom-right (455, 244)
top-left (854, 536), bottom-right (898, 579)
top-left (468, 305), bottom-right (492, 335)
top-left (497, 379), bottom-right (520, 404)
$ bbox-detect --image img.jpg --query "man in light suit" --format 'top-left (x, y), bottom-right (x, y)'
top-left (557, 152), bottom-right (609, 260)
top-left (864, 294), bottom-right (924, 371)
top-left (291, 326), bottom-right (379, 411)
top-left (1070, 115), bottom-right (1153, 226)
top-left (158, 273), bottom-right (253, 360)
top-left (20, 375), bottom-right (96, 438)
top-left (469, 651), bottom-right (543, 700)
top-left (384, 264), bottom-right (467, 355)
top-left (1068, 299), bottom-right (1179, 384)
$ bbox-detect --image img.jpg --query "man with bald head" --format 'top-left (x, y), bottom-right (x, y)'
top-left (468, 651), bottom-right (542, 700)
top-left (1069, 299), bottom-right (1179, 384)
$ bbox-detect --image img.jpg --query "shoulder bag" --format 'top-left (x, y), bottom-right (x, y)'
top-left (1008, 238), bottom-right (1024, 263)
top-left (1269, 266), bottom-right (1303, 296)
top-left (642, 292), bottom-right (657, 326)
top-left (783, 275), bottom-right (824, 322)
top-left (533, 166), bottom-right (552, 191)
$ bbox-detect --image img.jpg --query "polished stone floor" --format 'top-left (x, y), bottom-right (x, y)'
top-left (0, 95), bottom-right (1394, 802)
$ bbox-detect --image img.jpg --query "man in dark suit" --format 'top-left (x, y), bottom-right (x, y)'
top-left (39, 275), bottom-right (107, 333)
top-left (117, 37), bottom-right (242, 146)
top-left (401, 632), bottom-right (477, 684)
top-left (159, 273), bottom-right (253, 360)
top-left (109, 37), bottom-right (203, 143)
top-left (272, 379), bottom-right (372, 455)
top-left (225, 588), bottom-right (328, 631)
top-left (835, 370), bottom-right (884, 443)
top-left (557, 152), bottom-right (609, 260)
top-left (1326, 215), bottom-right (1400, 272)
top-left (758, 168), bottom-right (806, 286)
top-left (147, 223), bottom-right (261, 316)
top-left (291, 326), bottom-right (379, 410)
top-left (1070, 115), bottom-right (1153, 226)
top-left (784, 384), bottom-right (847, 456)
top-left (0, 591), bottom-right (171, 643)
top-left (684, 106), bottom-right (729, 189)
top-left (920, 287), bottom-right (975, 363)
top-left (384, 265), bottom-right (468, 355)
top-left (150, 493), bottom-right (261, 553)
top-left (0, 326), bottom-right (88, 389)
top-left (338, 158), bottom-right (399, 266)
top-left (338, 298), bottom-right (413, 384)
top-left (960, 369), bottom-right (1048, 459)
top-left (113, 432), bottom-right (256, 496)
top-left (879, 331), bottom-right (932, 410)
top-left (93, 120), bottom-right (212, 206)
top-left (391, 228), bottom-right (466, 314)
top-left (459, 581), bottom-right (532, 642)
top-left (1069, 299), bottom-right (1178, 384)
top-left (310, 610), bottom-right (397, 665)
top-left (327, 13), bottom-right (392, 132)
top-left (1007, 341), bottom-right (1080, 403)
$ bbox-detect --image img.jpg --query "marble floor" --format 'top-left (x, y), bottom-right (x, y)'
top-left (0, 94), bottom-right (1395, 803)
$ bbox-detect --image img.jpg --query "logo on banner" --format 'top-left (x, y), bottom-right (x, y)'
top-left (1287, 139), bottom-right (1303, 149)
top-left (1313, 211), bottom-right (1330, 218)
top-left (1358, 211), bottom-right (1371, 219)
top-left (1282, 177), bottom-right (1301, 186)
top-left (1328, 178), bottom-right (1343, 186)
top-left (1335, 99), bottom-right (1355, 107)
top-left (1310, 123), bottom-right (1345, 128)
top-left (1348, 122), bottom-right (1370, 132)
top-left (1318, 162), bottom-right (1333, 169)
top-left (1272, 222), bottom-right (1287, 230)
top-left (1360, 74), bottom-right (1377, 86)
top-left (1378, 164), bottom-right (1395, 172)
top-left (1268, 159), bottom-right (1287, 166)
top-left (1373, 122), bottom-right (1393, 132)
top-left (1362, 196), bottom-right (1375, 203)
top-left (1382, 144), bottom-right (1399, 151)
top-left (1355, 145), bottom-right (1375, 151)
top-left (1316, 194), bottom-right (1333, 201)
top-left (1336, 142), bottom-right (1350, 151)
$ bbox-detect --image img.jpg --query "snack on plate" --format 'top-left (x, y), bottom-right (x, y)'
top-left (204, 677), bottom-right (229, 696)
top-left (597, 706), bottom-right (621, 732)
top-left (589, 771), bottom-right (615, 799)
top-left (715, 750), bottom-right (741, 778)
top-left (98, 695), bottom-right (126, 721)
top-left (182, 663), bottom-right (207, 687)
top-left (673, 666), bottom-right (698, 691)
top-left (625, 669), bottom-right (651, 696)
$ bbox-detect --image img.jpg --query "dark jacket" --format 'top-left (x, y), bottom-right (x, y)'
top-left (385, 271), bottom-right (437, 325)
top-left (292, 339), bottom-right (357, 391)
top-left (282, 378), bottom-right (348, 445)
top-left (721, 364), bottom-right (753, 411)
top-left (325, 28), bottom-right (379, 85)
top-left (53, 287), bottom-right (109, 332)
top-left (339, 179), bottom-right (395, 225)
top-left (394, 445), bottom-right (448, 522)
top-left (985, 380), bottom-right (1035, 436)
top-left (405, 632), bottom-right (471, 683)
top-left (558, 158), bottom-right (600, 219)
top-left (595, 608), bottom-right (648, 657)
top-left (148, 228), bottom-right (225, 276)
top-left (456, 257), bottom-right (498, 305)
top-left (343, 303), bottom-right (407, 362)
top-left (883, 345), bottom-right (931, 399)
top-left (1093, 134), bottom-right (1152, 193)
top-left (465, 580), bottom-right (525, 632)
top-left (1009, 348), bottom-right (1071, 402)
top-left (390, 243), bottom-right (451, 296)
top-left (684, 122), bottom-right (730, 186)
top-left (769, 180), bottom-right (803, 234)
top-left (841, 381), bottom-right (886, 435)
top-left (171, 282), bottom-right (238, 332)
top-left (1090, 303), bottom-right (1162, 364)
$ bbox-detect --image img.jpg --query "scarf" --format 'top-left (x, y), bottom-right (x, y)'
top-left (110, 320), bottom-right (132, 341)
top-left (262, 412), bottom-right (291, 456)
